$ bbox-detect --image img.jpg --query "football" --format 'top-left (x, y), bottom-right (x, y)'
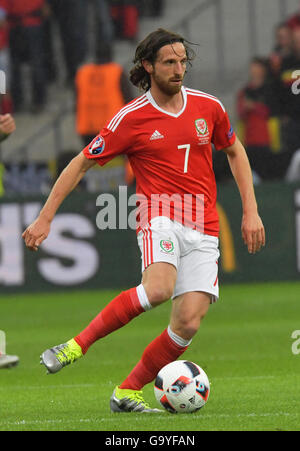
top-left (154, 360), bottom-right (210, 413)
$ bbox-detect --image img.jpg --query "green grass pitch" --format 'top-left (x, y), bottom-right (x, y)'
top-left (1, 281), bottom-right (300, 431)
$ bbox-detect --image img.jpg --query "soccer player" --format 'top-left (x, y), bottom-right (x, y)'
top-left (22, 29), bottom-right (265, 412)
top-left (0, 117), bottom-right (19, 368)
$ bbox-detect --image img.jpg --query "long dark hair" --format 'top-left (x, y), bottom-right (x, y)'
top-left (130, 28), bottom-right (196, 92)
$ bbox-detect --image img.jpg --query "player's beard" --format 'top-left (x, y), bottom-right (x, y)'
top-left (152, 71), bottom-right (184, 96)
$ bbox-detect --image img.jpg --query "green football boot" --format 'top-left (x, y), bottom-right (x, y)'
top-left (40, 339), bottom-right (83, 374)
top-left (110, 385), bottom-right (163, 413)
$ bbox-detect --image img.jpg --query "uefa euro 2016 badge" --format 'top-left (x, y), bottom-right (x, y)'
top-left (227, 125), bottom-right (234, 140)
top-left (195, 118), bottom-right (210, 145)
top-left (89, 135), bottom-right (105, 155)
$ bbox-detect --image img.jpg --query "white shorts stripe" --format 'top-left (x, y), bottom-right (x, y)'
top-left (144, 228), bottom-right (149, 268)
top-left (142, 225), bottom-right (154, 269)
top-left (142, 229), bottom-right (147, 268)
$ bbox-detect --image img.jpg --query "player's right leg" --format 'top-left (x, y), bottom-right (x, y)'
top-left (40, 263), bottom-right (177, 375)
top-left (40, 218), bottom-right (179, 412)
top-left (110, 262), bottom-right (177, 413)
top-left (40, 285), bottom-right (151, 374)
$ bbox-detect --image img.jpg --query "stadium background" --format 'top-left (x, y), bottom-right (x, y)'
top-left (1, 0), bottom-right (300, 432)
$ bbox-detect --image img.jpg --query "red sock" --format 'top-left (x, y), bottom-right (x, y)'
top-left (74, 287), bottom-right (144, 354)
top-left (119, 328), bottom-right (189, 390)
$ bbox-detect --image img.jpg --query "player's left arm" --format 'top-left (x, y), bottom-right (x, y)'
top-left (222, 136), bottom-right (265, 254)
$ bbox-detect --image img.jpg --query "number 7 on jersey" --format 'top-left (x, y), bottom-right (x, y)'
top-left (178, 144), bottom-right (191, 174)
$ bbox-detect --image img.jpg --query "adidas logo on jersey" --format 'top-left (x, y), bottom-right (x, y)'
top-left (150, 130), bottom-right (164, 140)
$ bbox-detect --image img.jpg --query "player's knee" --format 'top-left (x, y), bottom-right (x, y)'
top-left (173, 312), bottom-right (206, 340)
top-left (178, 320), bottom-right (200, 340)
top-left (146, 284), bottom-right (174, 307)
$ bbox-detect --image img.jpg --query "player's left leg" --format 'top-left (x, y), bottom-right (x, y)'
top-left (110, 291), bottom-right (210, 412)
top-left (111, 233), bottom-right (219, 411)
top-left (169, 291), bottom-right (211, 341)
top-left (117, 291), bottom-right (210, 391)
top-left (123, 231), bottom-right (219, 388)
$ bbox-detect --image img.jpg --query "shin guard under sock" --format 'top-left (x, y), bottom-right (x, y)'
top-left (119, 327), bottom-right (191, 390)
top-left (74, 285), bottom-right (150, 354)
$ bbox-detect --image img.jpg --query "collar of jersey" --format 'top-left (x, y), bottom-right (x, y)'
top-left (146, 86), bottom-right (187, 118)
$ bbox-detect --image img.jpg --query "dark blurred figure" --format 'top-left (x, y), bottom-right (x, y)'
top-left (1, 0), bottom-right (48, 113)
top-left (93, 0), bottom-right (115, 46)
top-left (279, 28), bottom-right (300, 154)
top-left (110, 0), bottom-right (139, 40)
top-left (237, 57), bottom-right (282, 180)
top-left (45, 0), bottom-right (88, 87)
top-left (269, 23), bottom-right (293, 76)
top-left (138, 0), bottom-right (165, 17)
top-left (0, 5), bottom-right (12, 113)
top-left (0, 113), bottom-right (16, 198)
top-left (274, 23), bottom-right (294, 57)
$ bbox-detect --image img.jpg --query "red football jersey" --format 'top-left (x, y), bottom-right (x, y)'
top-left (83, 86), bottom-right (236, 236)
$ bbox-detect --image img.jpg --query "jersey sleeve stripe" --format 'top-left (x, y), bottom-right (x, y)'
top-left (107, 95), bottom-right (146, 130)
top-left (185, 87), bottom-right (219, 100)
top-left (109, 100), bottom-right (150, 132)
top-left (107, 95), bottom-right (147, 130)
top-left (185, 89), bottom-right (226, 112)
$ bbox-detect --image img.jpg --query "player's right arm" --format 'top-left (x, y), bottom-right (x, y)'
top-left (22, 152), bottom-right (96, 251)
top-left (22, 99), bottom-right (135, 251)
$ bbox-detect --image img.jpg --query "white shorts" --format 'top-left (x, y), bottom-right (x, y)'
top-left (137, 216), bottom-right (220, 302)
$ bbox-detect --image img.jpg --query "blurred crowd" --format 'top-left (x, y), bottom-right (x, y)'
top-left (232, 3), bottom-right (300, 183)
top-left (0, 0), bottom-right (165, 195)
top-left (0, 0), bottom-right (164, 114)
top-left (1, 0), bottom-right (300, 191)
